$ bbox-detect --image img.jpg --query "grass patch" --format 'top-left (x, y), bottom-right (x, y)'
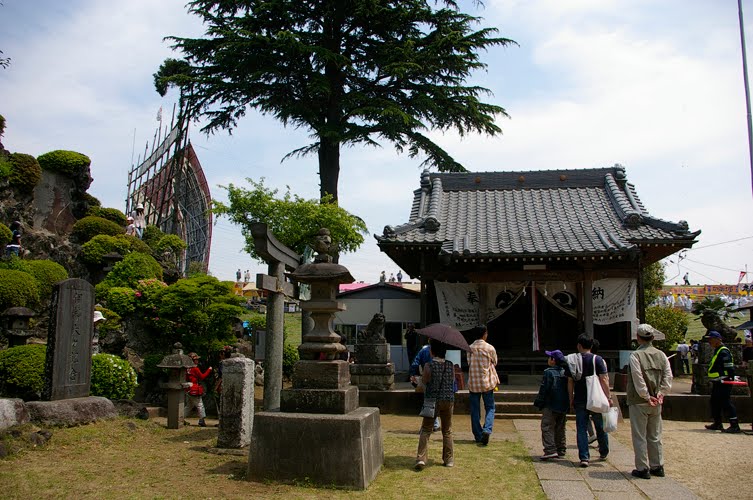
top-left (240, 311), bottom-right (302, 347)
top-left (0, 416), bottom-right (545, 499)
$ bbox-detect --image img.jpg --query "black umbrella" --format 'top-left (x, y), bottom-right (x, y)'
top-left (417, 323), bottom-right (471, 352)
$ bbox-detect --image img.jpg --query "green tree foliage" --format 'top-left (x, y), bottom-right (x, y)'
top-left (152, 274), bottom-right (243, 351)
top-left (642, 261), bottom-right (665, 309)
top-left (0, 269), bottom-right (40, 309)
top-left (158, 0), bottom-right (516, 201)
top-left (90, 354), bottom-right (138, 400)
top-left (645, 306), bottom-right (689, 352)
top-left (214, 179), bottom-right (368, 260)
top-left (8, 153), bottom-right (41, 193)
top-left (86, 206), bottom-right (128, 226)
top-left (83, 192), bottom-right (101, 207)
top-left (105, 287), bottom-right (137, 316)
top-left (37, 150), bottom-right (91, 177)
top-left (0, 156), bottom-right (10, 180)
top-left (154, 234), bottom-right (187, 254)
top-left (0, 345), bottom-right (46, 399)
top-left (71, 216), bottom-right (124, 243)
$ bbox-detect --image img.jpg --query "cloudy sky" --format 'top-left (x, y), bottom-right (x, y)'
top-left (1, 0), bottom-right (752, 285)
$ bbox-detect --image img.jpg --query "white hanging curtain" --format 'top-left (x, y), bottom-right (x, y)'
top-left (434, 282), bottom-right (481, 330)
top-left (592, 278), bottom-right (637, 325)
top-left (535, 282), bottom-right (579, 318)
top-left (484, 282), bottom-right (528, 323)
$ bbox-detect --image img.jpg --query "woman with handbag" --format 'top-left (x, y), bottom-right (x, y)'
top-left (415, 339), bottom-right (455, 470)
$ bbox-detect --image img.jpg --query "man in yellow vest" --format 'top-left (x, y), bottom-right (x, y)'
top-left (704, 331), bottom-right (740, 433)
top-left (627, 324), bottom-right (673, 480)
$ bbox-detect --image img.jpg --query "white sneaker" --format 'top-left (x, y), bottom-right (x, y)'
top-left (415, 460), bottom-right (425, 470)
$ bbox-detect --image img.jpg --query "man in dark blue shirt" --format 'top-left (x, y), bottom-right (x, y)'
top-left (567, 334), bottom-right (613, 467)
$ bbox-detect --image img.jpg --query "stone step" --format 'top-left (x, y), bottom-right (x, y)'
top-left (494, 391), bottom-right (538, 403)
top-left (495, 401), bottom-right (540, 414)
top-left (494, 412), bottom-right (541, 420)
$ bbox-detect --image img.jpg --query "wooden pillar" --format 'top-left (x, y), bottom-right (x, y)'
top-left (583, 269), bottom-right (594, 336)
top-left (263, 261), bottom-right (285, 411)
top-left (636, 253), bottom-right (646, 324)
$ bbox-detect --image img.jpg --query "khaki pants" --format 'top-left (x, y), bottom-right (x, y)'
top-left (416, 400), bottom-right (454, 465)
top-left (629, 403), bottom-right (663, 471)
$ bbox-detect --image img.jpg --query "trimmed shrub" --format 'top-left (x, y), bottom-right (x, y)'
top-left (81, 234), bottom-right (131, 265)
top-left (90, 354), bottom-right (138, 400)
top-left (102, 252), bottom-right (163, 289)
top-left (0, 223), bottom-right (12, 246)
top-left (83, 192), bottom-right (101, 207)
top-left (0, 344), bottom-right (47, 399)
top-left (154, 234), bottom-right (187, 254)
top-left (0, 269), bottom-right (40, 309)
top-left (71, 216), bottom-right (123, 243)
top-left (282, 343), bottom-right (299, 379)
top-left (96, 306), bottom-right (121, 339)
top-left (17, 259), bottom-right (68, 300)
top-left (121, 234), bottom-right (152, 255)
top-left (37, 150), bottom-right (91, 177)
top-left (8, 153), bottom-right (41, 193)
top-left (86, 206), bottom-right (127, 226)
top-left (105, 287), bottom-right (137, 316)
top-left (141, 225), bottom-right (165, 250)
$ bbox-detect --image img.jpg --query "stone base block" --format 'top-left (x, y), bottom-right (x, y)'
top-left (355, 343), bottom-right (390, 364)
top-left (350, 376), bottom-right (395, 391)
top-left (25, 396), bottom-right (117, 427)
top-left (350, 363), bottom-right (395, 376)
top-left (280, 386), bottom-right (359, 414)
top-left (293, 360), bottom-right (351, 389)
top-left (248, 407), bottom-right (383, 490)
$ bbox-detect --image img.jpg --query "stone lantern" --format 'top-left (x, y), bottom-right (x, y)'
top-left (157, 342), bottom-right (195, 429)
top-left (1, 307), bottom-right (36, 347)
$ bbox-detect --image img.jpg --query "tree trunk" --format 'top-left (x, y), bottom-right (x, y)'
top-left (317, 138), bottom-right (340, 202)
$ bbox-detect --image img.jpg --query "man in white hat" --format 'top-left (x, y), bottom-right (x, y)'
top-left (627, 324), bottom-right (672, 479)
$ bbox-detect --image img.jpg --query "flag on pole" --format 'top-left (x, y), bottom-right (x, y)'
top-left (739, 271), bottom-right (747, 284)
top-left (156, 106), bottom-right (163, 122)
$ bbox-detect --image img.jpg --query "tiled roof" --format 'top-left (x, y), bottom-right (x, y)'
top-left (376, 166), bottom-right (699, 257)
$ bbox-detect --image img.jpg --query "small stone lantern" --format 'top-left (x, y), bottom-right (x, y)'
top-left (157, 342), bottom-right (195, 429)
top-left (2, 307), bottom-right (36, 347)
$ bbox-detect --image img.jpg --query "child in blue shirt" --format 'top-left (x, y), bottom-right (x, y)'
top-left (534, 349), bottom-right (569, 460)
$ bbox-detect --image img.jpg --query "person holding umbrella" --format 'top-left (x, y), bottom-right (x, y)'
top-left (415, 339), bottom-right (455, 470)
top-left (467, 324), bottom-right (500, 445)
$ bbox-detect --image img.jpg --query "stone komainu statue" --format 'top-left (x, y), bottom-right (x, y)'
top-left (358, 313), bottom-right (386, 344)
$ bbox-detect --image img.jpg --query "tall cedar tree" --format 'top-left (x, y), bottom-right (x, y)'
top-left (156, 0), bottom-right (516, 202)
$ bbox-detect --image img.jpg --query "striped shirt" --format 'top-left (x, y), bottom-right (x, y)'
top-left (467, 339), bottom-right (500, 393)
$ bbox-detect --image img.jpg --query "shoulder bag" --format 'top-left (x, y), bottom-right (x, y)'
top-left (419, 361), bottom-right (449, 418)
top-left (585, 354), bottom-right (610, 413)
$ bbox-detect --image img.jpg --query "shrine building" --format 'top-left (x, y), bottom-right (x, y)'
top-left (376, 166), bottom-right (700, 373)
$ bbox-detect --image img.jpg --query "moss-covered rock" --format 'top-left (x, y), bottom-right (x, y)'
top-left (37, 150), bottom-right (91, 177)
top-left (8, 153), bottom-right (42, 193)
top-left (71, 216), bottom-right (123, 243)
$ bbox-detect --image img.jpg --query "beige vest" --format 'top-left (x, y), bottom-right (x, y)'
top-left (626, 344), bottom-right (667, 406)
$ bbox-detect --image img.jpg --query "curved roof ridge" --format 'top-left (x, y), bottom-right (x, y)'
top-left (604, 172), bottom-right (643, 228)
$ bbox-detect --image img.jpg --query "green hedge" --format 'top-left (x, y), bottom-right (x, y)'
top-left (0, 223), bottom-right (12, 246)
top-left (0, 269), bottom-right (40, 309)
top-left (71, 216), bottom-right (123, 243)
top-left (86, 206), bottom-right (127, 226)
top-left (90, 354), bottom-right (138, 400)
top-left (8, 153), bottom-right (41, 193)
top-left (37, 150), bottom-right (91, 177)
top-left (0, 344), bottom-right (46, 399)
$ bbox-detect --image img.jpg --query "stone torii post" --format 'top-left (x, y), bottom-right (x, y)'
top-left (250, 222), bottom-right (300, 411)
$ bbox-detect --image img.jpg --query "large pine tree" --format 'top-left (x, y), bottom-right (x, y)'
top-left (156, 0), bottom-right (516, 201)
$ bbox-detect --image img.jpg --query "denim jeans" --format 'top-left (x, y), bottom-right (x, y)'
top-left (469, 390), bottom-right (495, 442)
top-left (574, 403), bottom-right (608, 461)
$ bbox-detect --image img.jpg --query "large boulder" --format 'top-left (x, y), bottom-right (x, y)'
top-left (25, 396), bottom-right (117, 427)
top-left (0, 398), bottom-right (29, 430)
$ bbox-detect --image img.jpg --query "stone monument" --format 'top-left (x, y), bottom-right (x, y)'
top-left (216, 353), bottom-right (255, 449)
top-left (248, 229), bottom-right (384, 490)
top-left (43, 278), bottom-right (94, 401)
top-left (350, 313), bottom-right (395, 390)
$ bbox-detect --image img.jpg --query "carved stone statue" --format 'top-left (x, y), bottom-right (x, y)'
top-left (358, 313), bottom-right (386, 344)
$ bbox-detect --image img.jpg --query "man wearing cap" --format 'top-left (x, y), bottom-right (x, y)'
top-left (627, 324), bottom-right (673, 479)
top-left (704, 331), bottom-right (740, 433)
top-left (467, 325), bottom-right (500, 445)
top-left (534, 349), bottom-right (569, 460)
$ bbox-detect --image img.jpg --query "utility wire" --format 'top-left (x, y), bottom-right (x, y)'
top-left (691, 235), bottom-right (753, 250)
top-left (684, 258), bottom-right (746, 273)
